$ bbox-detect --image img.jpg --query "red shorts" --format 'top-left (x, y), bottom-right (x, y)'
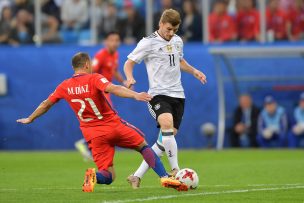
top-left (82, 119), bottom-right (145, 171)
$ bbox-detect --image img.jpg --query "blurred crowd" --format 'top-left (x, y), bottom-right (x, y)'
top-left (0, 0), bottom-right (304, 45)
top-left (230, 93), bottom-right (304, 148)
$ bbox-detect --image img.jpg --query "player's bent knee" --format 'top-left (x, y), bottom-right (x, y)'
top-left (158, 114), bottom-right (174, 129)
top-left (136, 140), bottom-right (148, 151)
top-left (159, 119), bottom-right (173, 130)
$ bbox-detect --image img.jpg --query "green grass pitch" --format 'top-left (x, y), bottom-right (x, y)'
top-left (1, 150), bottom-right (304, 203)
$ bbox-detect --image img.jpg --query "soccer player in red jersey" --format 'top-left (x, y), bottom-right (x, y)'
top-left (75, 32), bottom-right (125, 160)
top-left (236, 0), bottom-right (260, 42)
top-left (92, 31), bottom-right (126, 88)
top-left (208, 0), bottom-right (237, 43)
top-left (16, 52), bottom-right (187, 192)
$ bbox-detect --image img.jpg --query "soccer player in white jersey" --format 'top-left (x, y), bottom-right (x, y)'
top-left (123, 9), bottom-right (207, 188)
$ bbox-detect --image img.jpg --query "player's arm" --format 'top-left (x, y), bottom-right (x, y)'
top-left (16, 99), bottom-right (54, 124)
top-left (113, 70), bottom-right (129, 87)
top-left (105, 83), bottom-right (152, 102)
top-left (124, 38), bottom-right (150, 88)
top-left (180, 59), bottom-right (207, 84)
top-left (123, 59), bottom-right (137, 88)
top-left (92, 57), bottom-right (100, 73)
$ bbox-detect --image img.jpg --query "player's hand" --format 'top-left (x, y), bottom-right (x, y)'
top-left (16, 118), bottom-right (33, 124)
top-left (123, 80), bottom-right (134, 90)
top-left (193, 69), bottom-right (207, 84)
top-left (125, 78), bottom-right (136, 89)
top-left (134, 92), bottom-right (153, 102)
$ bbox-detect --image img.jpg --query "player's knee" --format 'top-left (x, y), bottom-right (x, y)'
top-left (158, 118), bottom-right (173, 130)
top-left (136, 141), bottom-right (148, 151)
top-left (158, 113), bottom-right (173, 129)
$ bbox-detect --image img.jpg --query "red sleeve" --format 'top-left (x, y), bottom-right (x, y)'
top-left (93, 74), bottom-right (111, 92)
top-left (48, 85), bottom-right (63, 104)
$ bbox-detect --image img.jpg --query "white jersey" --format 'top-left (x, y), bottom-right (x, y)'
top-left (128, 31), bottom-right (185, 98)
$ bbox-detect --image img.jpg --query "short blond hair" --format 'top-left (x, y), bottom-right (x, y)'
top-left (159, 9), bottom-right (181, 26)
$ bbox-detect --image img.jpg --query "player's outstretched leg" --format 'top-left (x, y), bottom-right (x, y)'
top-left (75, 138), bottom-right (93, 161)
top-left (136, 144), bottom-right (187, 191)
top-left (129, 131), bottom-right (165, 187)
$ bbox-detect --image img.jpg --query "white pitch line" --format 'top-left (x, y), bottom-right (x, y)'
top-left (0, 183), bottom-right (303, 192)
top-left (101, 185), bottom-right (304, 203)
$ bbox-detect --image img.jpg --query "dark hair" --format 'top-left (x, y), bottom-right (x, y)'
top-left (213, 0), bottom-right (229, 6)
top-left (104, 31), bottom-right (120, 39)
top-left (72, 52), bottom-right (90, 69)
top-left (159, 9), bottom-right (181, 26)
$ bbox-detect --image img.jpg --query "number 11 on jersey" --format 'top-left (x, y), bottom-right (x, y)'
top-left (168, 54), bottom-right (175, 66)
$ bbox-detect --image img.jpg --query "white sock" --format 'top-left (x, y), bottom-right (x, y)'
top-left (162, 130), bottom-right (179, 170)
top-left (133, 142), bottom-right (165, 178)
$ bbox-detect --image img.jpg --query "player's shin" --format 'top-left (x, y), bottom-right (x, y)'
top-left (139, 145), bottom-right (168, 177)
top-left (162, 129), bottom-right (180, 171)
top-left (96, 170), bottom-right (113, 185)
top-left (134, 140), bottom-right (165, 178)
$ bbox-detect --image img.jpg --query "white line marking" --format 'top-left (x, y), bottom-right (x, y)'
top-left (0, 183), bottom-right (303, 192)
top-left (101, 185), bottom-right (304, 203)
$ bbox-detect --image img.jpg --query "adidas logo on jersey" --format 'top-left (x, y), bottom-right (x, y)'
top-left (154, 103), bottom-right (161, 110)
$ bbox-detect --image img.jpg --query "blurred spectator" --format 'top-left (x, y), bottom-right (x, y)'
top-left (208, 0), bottom-right (237, 43)
top-left (0, 6), bottom-right (19, 45)
top-left (12, 0), bottom-right (34, 16)
top-left (257, 96), bottom-right (288, 148)
top-left (11, 9), bottom-right (34, 44)
top-left (288, 0), bottom-right (304, 41)
top-left (288, 92), bottom-right (304, 148)
top-left (61, 0), bottom-right (89, 31)
top-left (0, 0), bottom-right (11, 18)
top-left (97, 2), bottom-right (119, 41)
top-left (236, 0), bottom-right (260, 42)
top-left (41, 0), bottom-right (61, 21)
top-left (153, 0), bottom-right (174, 30)
top-left (231, 94), bottom-right (260, 148)
top-left (180, 0), bottom-right (202, 42)
top-left (266, 0), bottom-right (290, 41)
top-left (117, 3), bottom-right (145, 44)
top-left (41, 0), bottom-right (61, 43)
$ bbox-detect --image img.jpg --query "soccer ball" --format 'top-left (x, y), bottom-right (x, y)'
top-left (175, 168), bottom-right (199, 189)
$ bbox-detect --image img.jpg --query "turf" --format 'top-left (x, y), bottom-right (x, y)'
top-left (0, 150), bottom-right (303, 203)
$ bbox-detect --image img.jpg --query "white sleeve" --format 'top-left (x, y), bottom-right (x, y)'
top-left (177, 38), bottom-right (184, 61)
top-left (127, 38), bottom-right (151, 64)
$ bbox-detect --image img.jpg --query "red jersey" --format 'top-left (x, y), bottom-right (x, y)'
top-left (92, 49), bottom-right (119, 82)
top-left (48, 73), bottom-right (120, 141)
top-left (266, 8), bottom-right (289, 40)
top-left (288, 7), bottom-right (304, 39)
top-left (208, 13), bottom-right (236, 42)
top-left (236, 9), bottom-right (260, 41)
